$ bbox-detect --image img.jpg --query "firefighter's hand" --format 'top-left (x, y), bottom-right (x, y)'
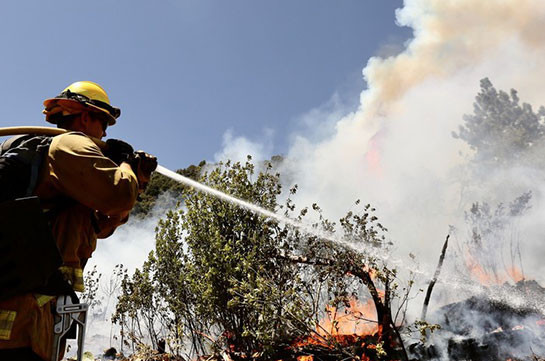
top-left (104, 138), bottom-right (135, 165)
top-left (132, 151), bottom-right (158, 192)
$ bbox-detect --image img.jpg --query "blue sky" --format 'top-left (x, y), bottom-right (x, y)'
top-left (0, 0), bottom-right (410, 169)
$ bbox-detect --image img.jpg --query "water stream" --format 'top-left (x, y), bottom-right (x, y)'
top-left (157, 165), bottom-right (300, 228)
top-left (156, 165), bottom-right (367, 253)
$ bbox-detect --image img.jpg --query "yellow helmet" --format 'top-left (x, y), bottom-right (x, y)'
top-left (43, 81), bottom-right (121, 125)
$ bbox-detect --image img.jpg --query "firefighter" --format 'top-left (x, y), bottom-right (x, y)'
top-left (0, 81), bottom-right (156, 360)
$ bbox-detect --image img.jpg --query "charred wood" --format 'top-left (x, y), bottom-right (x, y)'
top-left (421, 234), bottom-right (449, 321)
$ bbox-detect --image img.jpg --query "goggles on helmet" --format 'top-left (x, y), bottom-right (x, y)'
top-left (56, 89), bottom-right (121, 119)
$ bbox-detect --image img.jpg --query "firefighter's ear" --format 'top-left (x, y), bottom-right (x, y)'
top-left (80, 111), bottom-right (90, 126)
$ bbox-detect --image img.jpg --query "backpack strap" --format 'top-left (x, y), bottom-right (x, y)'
top-left (0, 134), bottom-right (33, 155)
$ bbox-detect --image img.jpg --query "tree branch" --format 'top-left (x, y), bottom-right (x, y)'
top-left (421, 234), bottom-right (450, 321)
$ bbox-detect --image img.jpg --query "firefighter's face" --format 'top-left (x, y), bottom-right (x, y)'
top-left (80, 111), bottom-right (108, 139)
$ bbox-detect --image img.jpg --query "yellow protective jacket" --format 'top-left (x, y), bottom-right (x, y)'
top-left (0, 132), bottom-right (139, 360)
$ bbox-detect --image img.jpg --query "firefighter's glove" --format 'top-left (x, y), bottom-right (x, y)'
top-left (104, 139), bottom-right (135, 165)
top-left (131, 151), bottom-right (157, 192)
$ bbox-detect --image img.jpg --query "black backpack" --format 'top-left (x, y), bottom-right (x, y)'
top-left (0, 135), bottom-right (53, 202)
top-left (0, 134), bottom-right (64, 301)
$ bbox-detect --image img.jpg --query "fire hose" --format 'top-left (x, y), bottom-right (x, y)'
top-left (0, 126), bottom-right (106, 147)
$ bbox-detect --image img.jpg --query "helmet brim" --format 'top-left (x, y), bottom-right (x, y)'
top-left (43, 98), bottom-right (117, 126)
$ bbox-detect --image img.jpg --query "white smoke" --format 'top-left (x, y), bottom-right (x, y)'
top-left (215, 0), bottom-right (545, 314)
top-left (214, 128), bottom-right (274, 163)
top-left (284, 0), bottom-right (545, 257)
top-left (263, 2), bottom-right (545, 260)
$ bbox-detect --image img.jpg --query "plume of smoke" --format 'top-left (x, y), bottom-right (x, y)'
top-left (279, 0), bottom-right (545, 269)
top-left (215, 0), bottom-right (545, 263)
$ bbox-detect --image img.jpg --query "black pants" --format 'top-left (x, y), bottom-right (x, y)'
top-left (0, 348), bottom-right (44, 361)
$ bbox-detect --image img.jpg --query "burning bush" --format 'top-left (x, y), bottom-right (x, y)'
top-left (113, 158), bottom-right (415, 360)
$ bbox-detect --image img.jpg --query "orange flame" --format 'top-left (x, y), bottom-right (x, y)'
top-left (294, 296), bottom-right (379, 359)
top-left (464, 250), bottom-right (524, 285)
top-left (318, 298), bottom-right (378, 337)
top-left (365, 134), bottom-right (383, 176)
top-left (506, 266), bottom-right (524, 283)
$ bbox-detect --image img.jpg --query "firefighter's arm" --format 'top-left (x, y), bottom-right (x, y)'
top-left (48, 132), bottom-right (140, 215)
top-left (93, 157), bottom-right (156, 238)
